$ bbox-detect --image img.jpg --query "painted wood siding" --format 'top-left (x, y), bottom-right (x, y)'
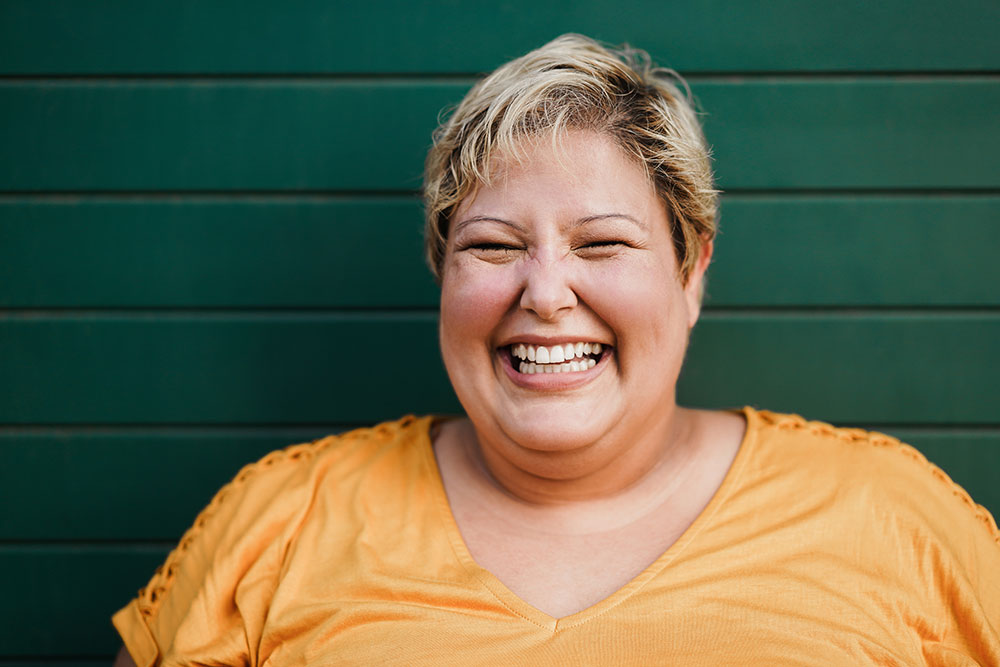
top-left (1, 1), bottom-right (997, 661)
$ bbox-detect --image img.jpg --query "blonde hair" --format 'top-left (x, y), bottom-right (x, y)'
top-left (423, 33), bottom-right (717, 284)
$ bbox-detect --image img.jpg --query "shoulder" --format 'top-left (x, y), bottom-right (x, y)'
top-left (193, 414), bottom-right (433, 529)
top-left (216, 414), bottom-right (435, 508)
top-left (133, 415), bottom-right (435, 620)
top-left (746, 407), bottom-right (999, 552)
top-left (739, 408), bottom-right (1000, 656)
top-left (115, 415), bottom-right (438, 664)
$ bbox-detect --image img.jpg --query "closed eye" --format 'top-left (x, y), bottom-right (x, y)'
top-left (471, 243), bottom-right (519, 251)
top-left (573, 239), bottom-right (633, 259)
top-left (460, 242), bottom-right (523, 263)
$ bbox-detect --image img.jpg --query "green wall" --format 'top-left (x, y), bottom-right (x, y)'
top-left (1, 1), bottom-right (998, 662)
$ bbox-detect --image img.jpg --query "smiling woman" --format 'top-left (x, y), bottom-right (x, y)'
top-left (437, 130), bottom-right (726, 505)
top-left (112, 34), bottom-right (999, 666)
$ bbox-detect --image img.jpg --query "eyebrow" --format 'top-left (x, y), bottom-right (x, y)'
top-left (453, 213), bottom-right (646, 233)
top-left (575, 213), bottom-right (648, 230)
top-left (452, 216), bottom-right (525, 234)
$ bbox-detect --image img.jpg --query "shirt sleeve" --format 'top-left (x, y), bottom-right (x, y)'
top-left (884, 442), bottom-right (1000, 664)
top-left (924, 464), bottom-right (1000, 664)
top-left (112, 441), bottom-right (322, 667)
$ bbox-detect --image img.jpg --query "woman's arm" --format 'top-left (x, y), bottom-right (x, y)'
top-left (113, 646), bottom-right (136, 667)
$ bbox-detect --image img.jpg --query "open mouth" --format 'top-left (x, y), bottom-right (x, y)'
top-left (506, 342), bottom-right (607, 375)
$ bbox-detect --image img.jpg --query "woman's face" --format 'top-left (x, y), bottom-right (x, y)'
top-left (439, 130), bottom-right (710, 459)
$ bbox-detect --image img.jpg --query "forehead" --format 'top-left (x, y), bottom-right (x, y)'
top-left (455, 130), bottom-right (661, 222)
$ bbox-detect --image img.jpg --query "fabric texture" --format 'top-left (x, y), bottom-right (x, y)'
top-left (113, 408), bottom-right (1000, 666)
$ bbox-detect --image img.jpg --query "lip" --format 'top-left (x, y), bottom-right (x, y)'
top-left (498, 344), bottom-right (612, 390)
top-left (496, 334), bottom-right (611, 348)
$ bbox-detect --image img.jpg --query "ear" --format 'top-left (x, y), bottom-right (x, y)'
top-left (683, 238), bottom-right (714, 329)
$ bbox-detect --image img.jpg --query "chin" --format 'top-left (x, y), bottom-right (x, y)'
top-left (495, 405), bottom-right (613, 455)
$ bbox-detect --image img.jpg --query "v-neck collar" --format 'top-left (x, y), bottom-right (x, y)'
top-left (418, 407), bottom-right (759, 632)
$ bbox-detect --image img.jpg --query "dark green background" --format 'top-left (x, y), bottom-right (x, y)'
top-left (1, 1), bottom-right (998, 662)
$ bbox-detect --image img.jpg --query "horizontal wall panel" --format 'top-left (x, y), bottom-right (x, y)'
top-left (707, 196), bottom-right (1000, 306)
top-left (0, 431), bottom-right (319, 540)
top-left (2, 196), bottom-right (997, 308)
top-left (1, 314), bottom-right (997, 425)
top-left (0, 198), bottom-right (438, 308)
top-left (0, 314), bottom-right (459, 425)
top-left (1, 1), bottom-right (998, 75)
top-left (697, 80), bottom-right (1000, 190)
top-left (2, 80), bottom-right (998, 191)
top-left (0, 662), bottom-right (108, 666)
top-left (682, 314), bottom-right (1000, 424)
top-left (1, 430), bottom-right (995, 542)
top-left (0, 546), bottom-right (167, 656)
top-left (0, 81), bottom-right (448, 192)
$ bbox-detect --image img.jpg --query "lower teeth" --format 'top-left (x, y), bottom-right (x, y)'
top-left (518, 358), bottom-right (597, 374)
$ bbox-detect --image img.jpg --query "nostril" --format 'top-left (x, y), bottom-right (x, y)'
top-left (519, 285), bottom-right (578, 320)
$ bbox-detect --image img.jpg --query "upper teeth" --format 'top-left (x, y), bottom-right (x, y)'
top-left (511, 342), bottom-right (602, 363)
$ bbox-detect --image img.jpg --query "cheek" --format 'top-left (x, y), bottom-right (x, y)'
top-left (582, 262), bottom-right (686, 332)
top-left (439, 262), bottom-right (518, 347)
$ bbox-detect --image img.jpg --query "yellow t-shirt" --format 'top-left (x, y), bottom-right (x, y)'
top-left (113, 408), bottom-right (1000, 665)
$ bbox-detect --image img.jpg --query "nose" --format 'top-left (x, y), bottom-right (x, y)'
top-left (519, 253), bottom-right (578, 320)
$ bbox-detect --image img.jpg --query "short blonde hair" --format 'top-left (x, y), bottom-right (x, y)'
top-left (423, 33), bottom-right (717, 284)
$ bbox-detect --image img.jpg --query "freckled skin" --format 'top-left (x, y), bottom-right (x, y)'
top-left (439, 130), bottom-right (712, 498)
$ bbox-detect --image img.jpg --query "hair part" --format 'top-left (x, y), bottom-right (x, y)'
top-left (423, 33), bottom-right (718, 285)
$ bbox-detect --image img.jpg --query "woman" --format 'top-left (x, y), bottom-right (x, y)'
top-left (114, 35), bottom-right (999, 665)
